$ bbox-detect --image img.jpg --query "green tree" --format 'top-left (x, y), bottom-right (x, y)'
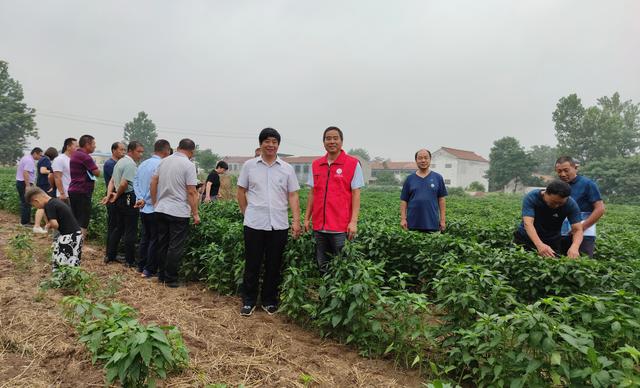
top-left (348, 148), bottom-right (371, 161)
top-left (193, 147), bottom-right (221, 172)
top-left (466, 181), bottom-right (486, 192)
top-left (553, 93), bottom-right (640, 163)
top-left (486, 137), bottom-right (533, 191)
top-left (0, 60), bottom-right (38, 165)
top-left (581, 155), bottom-right (640, 204)
top-left (373, 171), bottom-right (398, 185)
top-left (123, 111), bottom-right (157, 158)
top-left (528, 145), bottom-right (558, 175)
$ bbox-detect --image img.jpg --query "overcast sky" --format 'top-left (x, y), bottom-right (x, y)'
top-left (1, 0), bottom-right (639, 160)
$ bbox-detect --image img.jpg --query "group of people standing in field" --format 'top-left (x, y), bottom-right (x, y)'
top-left (15, 125), bottom-right (603, 317)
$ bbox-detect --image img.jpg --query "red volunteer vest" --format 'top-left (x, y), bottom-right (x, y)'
top-left (311, 151), bottom-right (359, 232)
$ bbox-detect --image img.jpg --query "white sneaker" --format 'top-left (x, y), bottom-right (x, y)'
top-left (33, 226), bottom-right (47, 234)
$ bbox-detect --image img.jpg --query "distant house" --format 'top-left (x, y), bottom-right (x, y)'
top-left (90, 151), bottom-right (112, 168)
top-left (503, 174), bottom-right (554, 194)
top-left (370, 147), bottom-right (489, 189)
top-left (222, 154), bottom-right (371, 186)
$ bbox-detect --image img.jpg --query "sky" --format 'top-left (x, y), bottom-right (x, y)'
top-left (1, 0), bottom-right (639, 160)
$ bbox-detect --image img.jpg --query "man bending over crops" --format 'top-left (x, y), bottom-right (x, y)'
top-left (555, 156), bottom-right (605, 258)
top-left (513, 180), bottom-right (584, 259)
top-left (400, 149), bottom-right (448, 233)
top-left (304, 126), bottom-right (364, 274)
top-left (237, 128), bottom-right (301, 316)
top-left (25, 187), bottom-right (82, 270)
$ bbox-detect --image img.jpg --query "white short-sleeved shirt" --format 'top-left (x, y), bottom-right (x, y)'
top-left (154, 152), bottom-right (198, 218)
top-left (238, 157), bottom-right (300, 231)
top-left (52, 153), bottom-right (71, 196)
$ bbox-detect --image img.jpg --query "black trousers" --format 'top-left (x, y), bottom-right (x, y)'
top-left (16, 181), bottom-right (31, 225)
top-left (156, 212), bottom-right (190, 283)
top-left (106, 202), bottom-right (117, 247)
top-left (314, 231), bottom-right (347, 274)
top-left (242, 226), bottom-right (289, 306)
top-left (513, 231), bottom-right (561, 256)
top-left (139, 212), bottom-right (159, 273)
top-left (107, 194), bottom-right (139, 265)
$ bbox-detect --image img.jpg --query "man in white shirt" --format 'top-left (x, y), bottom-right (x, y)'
top-left (52, 138), bottom-right (77, 204)
top-left (237, 128), bottom-right (301, 316)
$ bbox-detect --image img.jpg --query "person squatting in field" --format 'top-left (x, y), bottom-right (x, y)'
top-left (151, 138), bottom-right (200, 288)
top-left (400, 148), bottom-right (448, 233)
top-left (25, 186), bottom-right (83, 270)
top-left (555, 156), bottom-right (606, 258)
top-left (304, 126), bottom-right (364, 274)
top-left (133, 139), bottom-right (173, 278)
top-left (237, 128), bottom-right (301, 316)
top-left (513, 179), bottom-right (584, 259)
top-left (103, 141), bottom-right (145, 267)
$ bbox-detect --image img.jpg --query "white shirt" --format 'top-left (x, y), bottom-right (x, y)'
top-left (154, 152), bottom-right (198, 218)
top-left (238, 157), bottom-right (300, 231)
top-left (52, 153), bottom-right (71, 196)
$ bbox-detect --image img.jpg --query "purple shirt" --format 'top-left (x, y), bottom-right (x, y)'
top-left (69, 149), bottom-right (99, 194)
top-left (16, 154), bottom-right (36, 182)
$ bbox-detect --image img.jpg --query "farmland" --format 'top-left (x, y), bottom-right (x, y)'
top-left (1, 166), bottom-right (640, 386)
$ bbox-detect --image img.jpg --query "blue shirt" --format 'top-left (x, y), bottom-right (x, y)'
top-left (36, 156), bottom-right (53, 191)
top-left (400, 171), bottom-right (447, 231)
top-left (134, 155), bottom-right (162, 214)
top-left (517, 189), bottom-right (581, 242)
top-left (560, 175), bottom-right (602, 237)
top-left (103, 158), bottom-right (117, 187)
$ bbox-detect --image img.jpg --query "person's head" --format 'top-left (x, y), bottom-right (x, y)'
top-left (30, 147), bottom-right (43, 160)
top-left (78, 135), bottom-right (96, 153)
top-left (414, 149), bottom-right (432, 170)
top-left (24, 186), bottom-right (49, 209)
top-left (44, 147), bottom-right (58, 161)
top-left (177, 138), bottom-right (196, 159)
top-left (254, 147), bottom-right (261, 157)
top-left (62, 138), bottom-right (77, 154)
top-left (258, 128), bottom-right (281, 158)
top-left (126, 141), bottom-right (145, 162)
top-left (555, 156), bottom-right (578, 183)
top-left (154, 139), bottom-right (172, 158)
top-left (111, 142), bottom-right (126, 160)
top-left (323, 126), bottom-right (343, 155)
top-left (215, 160), bottom-right (228, 174)
top-left (542, 179), bottom-right (572, 209)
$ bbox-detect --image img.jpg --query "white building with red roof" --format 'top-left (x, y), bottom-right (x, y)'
top-left (431, 147), bottom-right (489, 190)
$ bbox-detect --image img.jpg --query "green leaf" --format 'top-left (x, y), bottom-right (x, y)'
top-left (140, 340), bottom-right (153, 366)
top-left (550, 352), bottom-right (561, 366)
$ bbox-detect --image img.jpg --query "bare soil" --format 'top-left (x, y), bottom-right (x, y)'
top-left (0, 210), bottom-right (423, 387)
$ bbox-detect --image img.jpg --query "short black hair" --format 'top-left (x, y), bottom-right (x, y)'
top-left (259, 128), bottom-right (281, 144)
top-left (111, 142), bottom-right (123, 152)
top-left (62, 137), bottom-right (77, 153)
top-left (216, 161), bottom-right (229, 170)
top-left (24, 186), bottom-right (46, 204)
top-left (414, 149), bottom-right (432, 160)
top-left (154, 139), bottom-right (171, 153)
top-left (44, 147), bottom-right (58, 160)
top-left (127, 141), bottom-right (143, 152)
top-left (545, 179), bottom-right (572, 198)
top-left (178, 138), bottom-right (196, 151)
top-left (323, 126), bottom-right (343, 141)
top-left (555, 156), bottom-right (577, 167)
top-left (31, 147), bottom-right (43, 155)
top-left (79, 135), bottom-right (95, 148)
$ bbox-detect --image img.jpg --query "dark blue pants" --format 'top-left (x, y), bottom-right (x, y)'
top-left (314, 231), bottom-right (347, 274)
top-left (561, 236), bottom-right (596, 258)
top-left (16, 181), bottom-right (31, 225)
top-left (139, 212), bottom-right (159, 273)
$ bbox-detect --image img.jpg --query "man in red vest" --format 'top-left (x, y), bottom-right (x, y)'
top-left (304, 126), bottom-right (365, 273)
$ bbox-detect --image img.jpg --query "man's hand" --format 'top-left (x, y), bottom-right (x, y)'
top-left (303, 219), bottom-right (311, 233)
top-left (107, 192), bottom-right (117, 204)
top-left (400, 218), bottom-right (408, 230)
top-left (567, 247), bottom-right (580, 259)
top-left (134, 199), bottom-right (145, 209)
top-left (347, 221), bottom-right (357, 240)
top-left (439, 220), bottom-right (446, 232)
top-left (100, 195), bottom-right (110, 205)
top-left (204, 196), bottom-right (211, 203)
top-left (291, 222), bottom-right (302, 239)
top-left (536, 243), bottom-right (556, 258)
top-left (59, 193), bottom-right (68, 201)
top-left (193, 214), bottom-right (201, 225)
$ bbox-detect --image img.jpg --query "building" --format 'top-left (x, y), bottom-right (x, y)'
top-left (503, 174), bottom-right (554, 194)
top-left (369, 147), bottom-right (489, 189)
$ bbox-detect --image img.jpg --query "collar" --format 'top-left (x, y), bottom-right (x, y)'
top-left (124, 155), bottom-right (133, 162)
top-left (569, 175), bottom-right (581, 185)
top-left (151, 154), bottom-right (161, 160)
top-left (320, 150), bottom-right (346, 166)
top-left (174, 151), bottom-right (189, 159)
top-left (258, 156), bottom-right (281, 166)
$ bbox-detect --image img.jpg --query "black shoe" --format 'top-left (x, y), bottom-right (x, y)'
top-left (261, 305), bottom-right (278, 315)
top-left (103, 256), bottom-right (114, 264)
top-left (240, 305), bottom-right (256, 316)
top-left (165, 281), bottom-right (180, 288)
top-left (115, 255), bottom-right (126, 263)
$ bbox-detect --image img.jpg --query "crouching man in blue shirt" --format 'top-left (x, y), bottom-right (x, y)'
top-left (513, 180), bottom-right (584, 259)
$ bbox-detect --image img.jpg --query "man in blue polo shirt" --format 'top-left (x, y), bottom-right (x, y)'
top-left (513, 180), bottom-right (584, 258)
top-left (400, 149), bottom-right (447, 232)
top-left (555, 156), bottom-right (605, 258)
